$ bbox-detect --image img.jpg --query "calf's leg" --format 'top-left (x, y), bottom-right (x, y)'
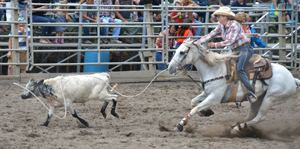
top-left (111, 99), bottom-right (119, 118)
top-left (68, 104), bottom-right (89, 127)
top-left (101, 102), bottom-right (109, 118)
top-left (41, 105), bottom-right (55, 126)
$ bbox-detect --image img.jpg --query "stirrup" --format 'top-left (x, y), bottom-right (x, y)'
top-left (246, 92), bottom-right (258, 104)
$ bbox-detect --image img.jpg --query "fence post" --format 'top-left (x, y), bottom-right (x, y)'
top-left (144, 4), bottom-right (155, 70)
top-left (11, 0), bottom-right (20, 75)
top-left (278, 4), bottom-right (286, 65)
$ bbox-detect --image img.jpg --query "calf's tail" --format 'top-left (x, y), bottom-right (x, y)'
top-left (110, 83), bottom-right (118, 92)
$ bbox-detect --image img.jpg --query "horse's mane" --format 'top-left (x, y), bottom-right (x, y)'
top-left (183, 41), bottom-right (239, 66)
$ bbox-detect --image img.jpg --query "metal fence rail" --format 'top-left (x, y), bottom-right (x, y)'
top-left (0, 1), bottom-right (299, 75)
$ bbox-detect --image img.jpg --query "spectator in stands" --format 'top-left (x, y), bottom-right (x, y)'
top-left (236, 12), bottom-right (267, 54)
top-left (175, 18), bottom-right (194, 70)
top-left (18, 0), bottom-right (30, 21)
top-left (191, 0), bottom-right (208, 21)
top-left (53, 0), bottom-right (69, 44)
top-left (7, 17), bottom-right (31, 75)
top-left (175, 18), bottom-right (193, 49)
top-left (209, 0), bottom-right (230, 23)
top-left (114, 0), bottom-right (139, 44)
top-left (155, 21), bottom-right (178, 70)
top-left (133, 0), bottom-right (139, 5)
top-left (231, 0), bottom-right (247, 8)
top-left (181, 0), bottom-right (202, 40)
top-left (0, 0), bottom-right (8, 32)
top-left (31, 0), bottom-right (56, 44)
top-left (73, 0), bottom-right (97, 44)
top-left (136, 0), bottom-right (162, 42)
top-left (137, 0), bottom-right (161, 23)
top-left (285, 0), bottom-right (299, 25)
top-left (171, 1), bottom-right (183, 23)
top-left (270, 0), bottom-right (291, 34)
top-left (270, 0), bottom-right (285, 16)
top-left (95, 0), bottom-right (122, 44)
top-left (197, 7), bottom-right (257, 103)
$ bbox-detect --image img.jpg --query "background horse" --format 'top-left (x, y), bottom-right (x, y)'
top-left (168, 38), bottom-right (300, 134)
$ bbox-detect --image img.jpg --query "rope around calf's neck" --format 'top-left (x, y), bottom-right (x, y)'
top-left (14, 80), bottom-right (68, 120)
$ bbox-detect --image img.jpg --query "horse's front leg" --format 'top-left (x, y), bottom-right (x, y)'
top-left (175, 93), bottom-right (222, 132)
top-left (191, 92), bottom-right (214, 117)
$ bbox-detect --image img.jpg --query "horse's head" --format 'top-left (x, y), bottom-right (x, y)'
top-left (168, 38), bottom-right (207, 74)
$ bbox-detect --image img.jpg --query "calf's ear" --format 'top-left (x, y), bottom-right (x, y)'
top-left (37, 80), bottom-right (44, 86)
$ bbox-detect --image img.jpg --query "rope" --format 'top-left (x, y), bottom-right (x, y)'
top-left (105, 69), bottom-right (168, 98)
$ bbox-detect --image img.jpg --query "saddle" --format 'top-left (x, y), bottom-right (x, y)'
top-left (226, 54), bottom-right (272, 81)
top-left (225, 54), bottom-right (273, 102)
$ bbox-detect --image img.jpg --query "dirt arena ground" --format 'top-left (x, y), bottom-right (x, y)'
top-left (0, 79), bottom-right (300, 149)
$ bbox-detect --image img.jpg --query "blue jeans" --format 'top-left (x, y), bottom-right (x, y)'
top-left (101, 17), bottom-right (121, 40)
top-left (32, 15), bottom-right (56, 36)
top-left (192, 20), bottom-right (202, 40)
top-left (235, 42), bottom-right (254, 93)
top-left (155, 51), bottom-right (173, 70)
top-left (73, 17), bottom-right (90, 42)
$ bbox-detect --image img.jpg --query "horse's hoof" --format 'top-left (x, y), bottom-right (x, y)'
top-left (230, 127), bottom-right (239, 134)
top-left (174, 124), bottom-right (183, 132)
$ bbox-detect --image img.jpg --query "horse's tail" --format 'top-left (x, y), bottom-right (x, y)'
top-left (295, 78), bottom-right (300, 89)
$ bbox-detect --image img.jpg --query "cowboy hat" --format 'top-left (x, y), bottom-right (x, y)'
top-left (213, 7), bottom-right (235, 19)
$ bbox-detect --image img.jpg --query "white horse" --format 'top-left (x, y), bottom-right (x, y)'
top-left (168, 38), bottom-right (300, 134)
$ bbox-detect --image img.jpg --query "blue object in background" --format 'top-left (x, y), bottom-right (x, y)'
top-left (84, 48), bottom-right (109, 72)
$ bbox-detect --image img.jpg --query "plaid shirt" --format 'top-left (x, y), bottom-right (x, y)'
top-left (198, 20), bottom-right (248, 49)
top-left (156, 29), bottom-right (177, 53)
top-left (244, 24), bottom-right (252, 43)
top-left (94, 0), bottom-right (115, 18)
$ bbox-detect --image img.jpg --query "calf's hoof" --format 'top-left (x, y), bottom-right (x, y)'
top-left (101, 112), bottom-right (107, 119)
top-left (83, 122), bottom-right (89, 127)
top-left (111, 112), bottom-right (119, 118)
top-left (40, 124), bottom-right (48, 127)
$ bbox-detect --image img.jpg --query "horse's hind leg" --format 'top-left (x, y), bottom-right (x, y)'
top-left (244, 97), bottom-right (263, 122)
top-left (231, 97), bottom-right (273, 134)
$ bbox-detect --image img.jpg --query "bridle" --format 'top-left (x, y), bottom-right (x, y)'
top-left (172, 41), bottom-right (200, 73)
